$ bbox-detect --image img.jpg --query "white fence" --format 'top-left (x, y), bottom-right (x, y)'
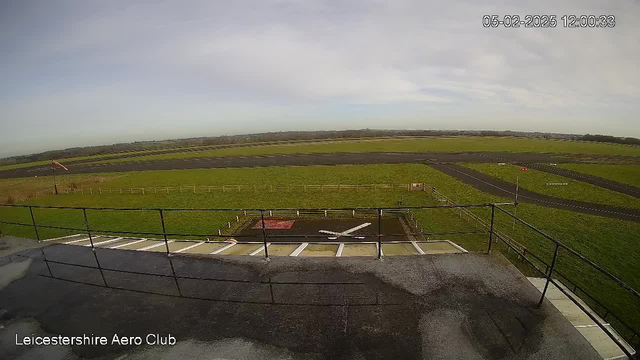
top-left (60, 183), bottom-right (424, 195)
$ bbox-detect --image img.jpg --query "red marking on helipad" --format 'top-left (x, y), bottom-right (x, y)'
top-left (252, 220), bottom-right (295, 229)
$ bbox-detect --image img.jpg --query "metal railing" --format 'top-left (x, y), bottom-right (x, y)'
top-left (0, 202), bottom-right (638, 358)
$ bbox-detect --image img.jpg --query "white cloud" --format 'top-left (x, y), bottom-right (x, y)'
top-left (1, 0), bottom-right (639, 156)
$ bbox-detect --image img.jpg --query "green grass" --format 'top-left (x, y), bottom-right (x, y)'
top-left (0, 173), bottom-right (123, 204)
top-left (81, 136), bottom-right (640, 165)
top-left (0, 163), bottom-right (638, 339)
top-left (0, 147), bottom-right (177, 172)
top-left (460, 163), bottom-right (640, 210)
top-left (557, 163), bottom-right (640, 188)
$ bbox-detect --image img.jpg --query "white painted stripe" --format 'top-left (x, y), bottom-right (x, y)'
top-left (211, 243), bottom-right (236, 255)
top-left (412, 241), bottom-right (425, 255)
top-left (63, 237), bottom-right (90, 244)
top-left (138, 241), bottom-right (173, 251)
top-left (174, 242), bottom-right (204, 253)
top-left (336, 243), bottom-right (345, 257)
top-left (446, 240), bottom-right (468, 253)
top-left (86, 237), bottom-right (123, 247)
top-left (110, 239), bottom-right (146, 249)
top-left (250, 243), bottom-right (270, 256)
top-left (290, 243), bottom-right (308, 256)
top-left (575, 324), bottom-right (610, 328)
top-left (42, 234), bottom-right (83, 242)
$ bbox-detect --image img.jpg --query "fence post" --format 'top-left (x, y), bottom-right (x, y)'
top-left (28, 206), bottom-right (40, 242)
top-left (82, 208), bottom-right (95, 249)
top-left (260, 211), bottom-right (269, 259)
top-left (159, 209), bottom-right (170, 255)
top-left (538, 244), bottom-right (560, 307)
top-left (377, 208), bottom-right (382, 260)
top-left (488, 204), bottom-right (495, 254)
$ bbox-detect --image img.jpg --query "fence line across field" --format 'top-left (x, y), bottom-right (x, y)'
top-left (60, 183), bottom-right (425, 195)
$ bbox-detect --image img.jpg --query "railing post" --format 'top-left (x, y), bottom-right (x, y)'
top-left (260, 211), bottom-right (269, 259)
top-left (28, 206), bottom-right (40, 242)
top-left (159, 209), bottom-right (170, 255)
top-left (82, 208), bottom-right (107, 286)
top-left (487, 204), bottom-right (495, 254)
top-left (538, 244), bottom-right (560, 307)
top-left (377, 208), bottom-right (382, 259)
top-left (82, 208), bottom-right (95, 249)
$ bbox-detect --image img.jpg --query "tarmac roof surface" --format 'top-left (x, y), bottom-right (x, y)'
top-left (0, 238), bottom-right (602, 360)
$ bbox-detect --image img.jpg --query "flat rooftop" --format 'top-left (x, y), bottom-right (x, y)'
top-left (0, 239), bottom-right (602, 360)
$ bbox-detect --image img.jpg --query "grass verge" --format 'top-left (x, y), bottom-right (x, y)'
top-left (460, 163), bottom-right (640, 210)
top-left (81, 136), bottom-right (640, 165)
top-left (557, 163), bottom-right (640, 188)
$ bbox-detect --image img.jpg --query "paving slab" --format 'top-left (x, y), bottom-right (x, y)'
top-left (299, 244), bottom-right (338, 257)
top-left (218, 243), bottom-right (263, 256)
top-left (418, 241), bottom-right (463, 254)
top-left (381, 243), bottom-right (419, 256)
top-left (341, 243), bottom-right (377, 257)
top-left (180, 242), bottom-right (229, 254)
top-left (259, 244), bottom-right (299, 256)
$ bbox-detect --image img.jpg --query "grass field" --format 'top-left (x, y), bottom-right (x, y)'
top-left (77, 137), bottom-right (640, 165)
top-left (557, 164), bottom-right (640, 188)
top-left (0, 173), bottom-right (123, 204)
top-left (460, 163), bottom-right (640, 210)
top-left (0, 147), bottom-right (181, 172)
top-left (0, 163), bottom-right (638, 340)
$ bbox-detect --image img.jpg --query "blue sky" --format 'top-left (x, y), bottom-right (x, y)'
top-left (1, 0), bottom-right (639, 157)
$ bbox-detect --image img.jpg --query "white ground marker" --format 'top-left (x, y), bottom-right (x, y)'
top-left (86, 237), bottom-right (123, 247)
top-left (138, 241), bottom-right (173, 251)
top-left (290, 243), bottom-right (308, 257)
top-left (250, 243), bottom-right (271, 256)
top-left (210, 243), bottom-right (236, 255)
top-left (446, 240), bottom-right (469, 253)
top-left (174, 242), bottom-right (204, 253)
top-left (42, 234), bottom-right (83, 242)
top-left (110, 239), bottom-right (146, 249)
top-left (336, 243), bottom-right (345, 257)
top-left (412, 241), bottom-right (425, 255)
top-left (63, 237), bottom-right (90, 244)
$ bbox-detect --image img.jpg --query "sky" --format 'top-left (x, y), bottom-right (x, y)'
top-left (1, 0), bottom-right (639, 157)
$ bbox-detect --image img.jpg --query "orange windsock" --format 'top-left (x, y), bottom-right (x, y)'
top-left (51, 160), bottom-right (68, 171)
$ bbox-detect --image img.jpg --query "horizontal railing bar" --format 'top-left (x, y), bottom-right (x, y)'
top-left (0, 204), bottom-right (494, 211)
top-left (38, 274), bottom-right (396, 307)
top-left (495, 205), bottom-right (640, 301)
top-left (39, 257), bottom-right (367, 285)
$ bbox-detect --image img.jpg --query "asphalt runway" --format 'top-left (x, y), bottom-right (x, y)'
top-left (2, 151), bottom-right (639, 222)
top-left (516, 163), bottom-right (640, 199)
top-left (3, 151), bottom-right (640, 179)
top-left (428, 162), bottom-right (640, 223)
